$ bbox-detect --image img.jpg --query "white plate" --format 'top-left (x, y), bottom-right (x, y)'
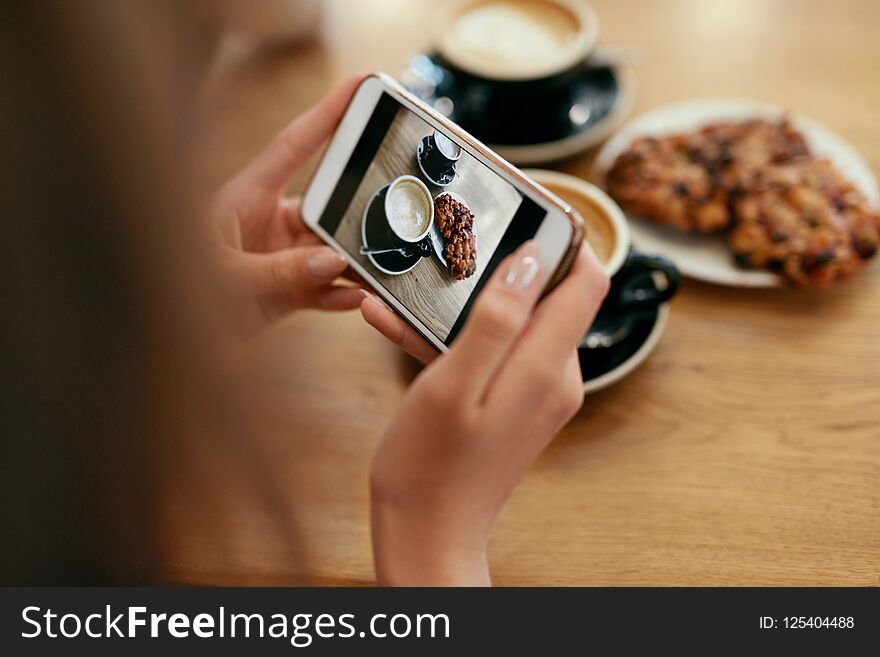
top-left (591, 98), bottom-right (880, 288)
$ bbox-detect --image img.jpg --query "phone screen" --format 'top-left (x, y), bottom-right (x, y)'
top-left (318, 92), bottom-right (547, 345)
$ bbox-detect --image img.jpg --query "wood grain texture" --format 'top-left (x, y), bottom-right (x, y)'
top-left (332, 108), bottom-right (520, 339)
top-left (182, 0), bottom-right (880, 586)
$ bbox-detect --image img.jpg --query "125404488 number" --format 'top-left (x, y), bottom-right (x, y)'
top-left (784, 616), bottom-right (854, 629)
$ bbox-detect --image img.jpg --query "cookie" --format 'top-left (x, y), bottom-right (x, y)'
top-left (434, 193), bottom-right (477, 280)
top-left (606, 119), bottom-right (811, 234)
top-left (606, 134), bottom-right (731, 233)
top-left (446, 231), bottom-right (477, 281)
top-left (434, 193), bottom-right (473, 239)
top-left (729, 159), bottom-right (880, 286)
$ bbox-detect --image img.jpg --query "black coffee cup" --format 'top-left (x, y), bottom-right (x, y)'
top-left (605, 251), bottom-right (679, 311)
top-left (419, 130), bottom-right (462, 185)
top-left (431, 0), bottom-right (600, 84)
top-left (522, 169), bottom-right (679, 352)
top-left (422, 0), bottom-right (602, 148)
top-left (582, 252), bottom-right (679, 350)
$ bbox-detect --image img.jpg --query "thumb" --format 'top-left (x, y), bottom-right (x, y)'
top-left (443, 240), bottom-right (544, 398)
top-left (234, 246), bottom-right (349, 296)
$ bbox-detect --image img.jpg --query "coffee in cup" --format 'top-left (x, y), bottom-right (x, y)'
top-left (540, 181), bottom-right (617, 267)
top-left (434, 0), bottom-right (599, 81)
top-left (525, 169), bottom-right (627, 274)
top-left (526, 169), bottom-right (679, 347)
top-left (384, 175), bottom-right (434, 243)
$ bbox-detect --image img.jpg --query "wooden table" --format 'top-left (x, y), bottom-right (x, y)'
top-left (181, 0), bottom-right (879, 585)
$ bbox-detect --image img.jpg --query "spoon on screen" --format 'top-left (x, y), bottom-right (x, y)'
top-left (360, 239), bottom-right (433, 259)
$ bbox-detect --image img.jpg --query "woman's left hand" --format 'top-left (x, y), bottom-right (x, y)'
top-left (210, 75), bottom-right (366, 323)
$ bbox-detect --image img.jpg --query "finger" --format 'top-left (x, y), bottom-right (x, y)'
top-left (522, 243), bottom-right (609, 361)
top-left (294, 233), bottom-right (324, 248)
top-left (231, 245), bottom-right (349, 297)
top-left (487, 351), bottom-right (584, 442)
top-left (565, 349), bottom-right (584, 395)
top-left (524, 351), bottom-right (583, 450)
top-left (241, 74), bottom-right (368, 192)
top-left (280, 197), bottom-right (330, 246)
top-left (280, 196), bottom-right (308, 235)
top-left (361, 294), bottom-right (439, 364)
top-left (278, 200), bottom-right (364, 279)
top-left (341, 267), bottom-right (368, 287)
top-left (443, 241), bottom-right (544, 400)
top-left (316, 286), bottom-right (368, 311)
top-left (488, 245), bottom-right (607, 409)
top-left (279, 200), bottom-right (361, 273)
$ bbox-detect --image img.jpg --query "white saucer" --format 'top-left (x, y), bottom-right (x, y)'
top-left (582, 304), bottom-right (669, 394)
top-left (591, 98), bottom-right (880, 288)
top-left (493, 66), bottom-right (635, 165)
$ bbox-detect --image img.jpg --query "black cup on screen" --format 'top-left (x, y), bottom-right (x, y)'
top-left (417, 130), bottom-right (462, 186)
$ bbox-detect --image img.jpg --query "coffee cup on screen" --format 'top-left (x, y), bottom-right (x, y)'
top-left (525, 170), bottom-right (679, 346)
top-left (419, 129), bottom-right (462, 183)
top-left (384, 175), bottom-right (435, 243)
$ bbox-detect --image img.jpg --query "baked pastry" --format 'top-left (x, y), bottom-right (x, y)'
top-left (606, 134), bottom-right (729, 233)
top-left (446, 231), bottom-right (477, 281)
top-left (435, 193), bottom-right (474, 239)
top-left (687, 119), bottom-right (809, 180)
top-left (434, 193), bottom-right (477, 280)
top-left (606, 119), bottom-right (810, 234)
top-left (605, 117), bottom-right (879, 286)
top-left (729, 159), bottom-right (880, 286)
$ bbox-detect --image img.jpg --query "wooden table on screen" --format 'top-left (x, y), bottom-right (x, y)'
top-left (181, 0), bottom-right (880, 585)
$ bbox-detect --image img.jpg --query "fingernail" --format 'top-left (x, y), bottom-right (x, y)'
top-left (307, 251), bottom-right (346, 278)
top-left (363, 292), bottom-right (389, 310)
top-left (504, 243), bottom-right (541, 290)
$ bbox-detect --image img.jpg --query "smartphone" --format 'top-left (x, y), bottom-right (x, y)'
top-left (302, 73), bottom-right (583, 352)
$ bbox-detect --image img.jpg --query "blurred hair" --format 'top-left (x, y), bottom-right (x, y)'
top-left (0, 0), bottom-right (244, 583)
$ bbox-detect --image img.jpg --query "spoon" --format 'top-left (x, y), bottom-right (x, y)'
top-left (580, 312), bottom-right (636, 350)
top-left (360, 238), bottom-right (434, 259)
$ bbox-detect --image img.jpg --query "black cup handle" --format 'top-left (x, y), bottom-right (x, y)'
top-left (612, 251), bottom-right (680, 311)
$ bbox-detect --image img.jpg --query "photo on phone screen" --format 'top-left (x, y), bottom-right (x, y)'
top-left (317, 93), bottom-right (548, 345)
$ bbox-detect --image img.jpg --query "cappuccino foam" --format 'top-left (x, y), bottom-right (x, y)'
top-left (435, 132), bottom-right (461, 160)
top-left (387, 181), bottom-right (430, 239)
top-left (441, 0), bottom-right (582, 79)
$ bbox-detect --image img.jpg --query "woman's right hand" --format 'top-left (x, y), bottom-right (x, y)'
top-left (363, 241), bottom-right (609, 585)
